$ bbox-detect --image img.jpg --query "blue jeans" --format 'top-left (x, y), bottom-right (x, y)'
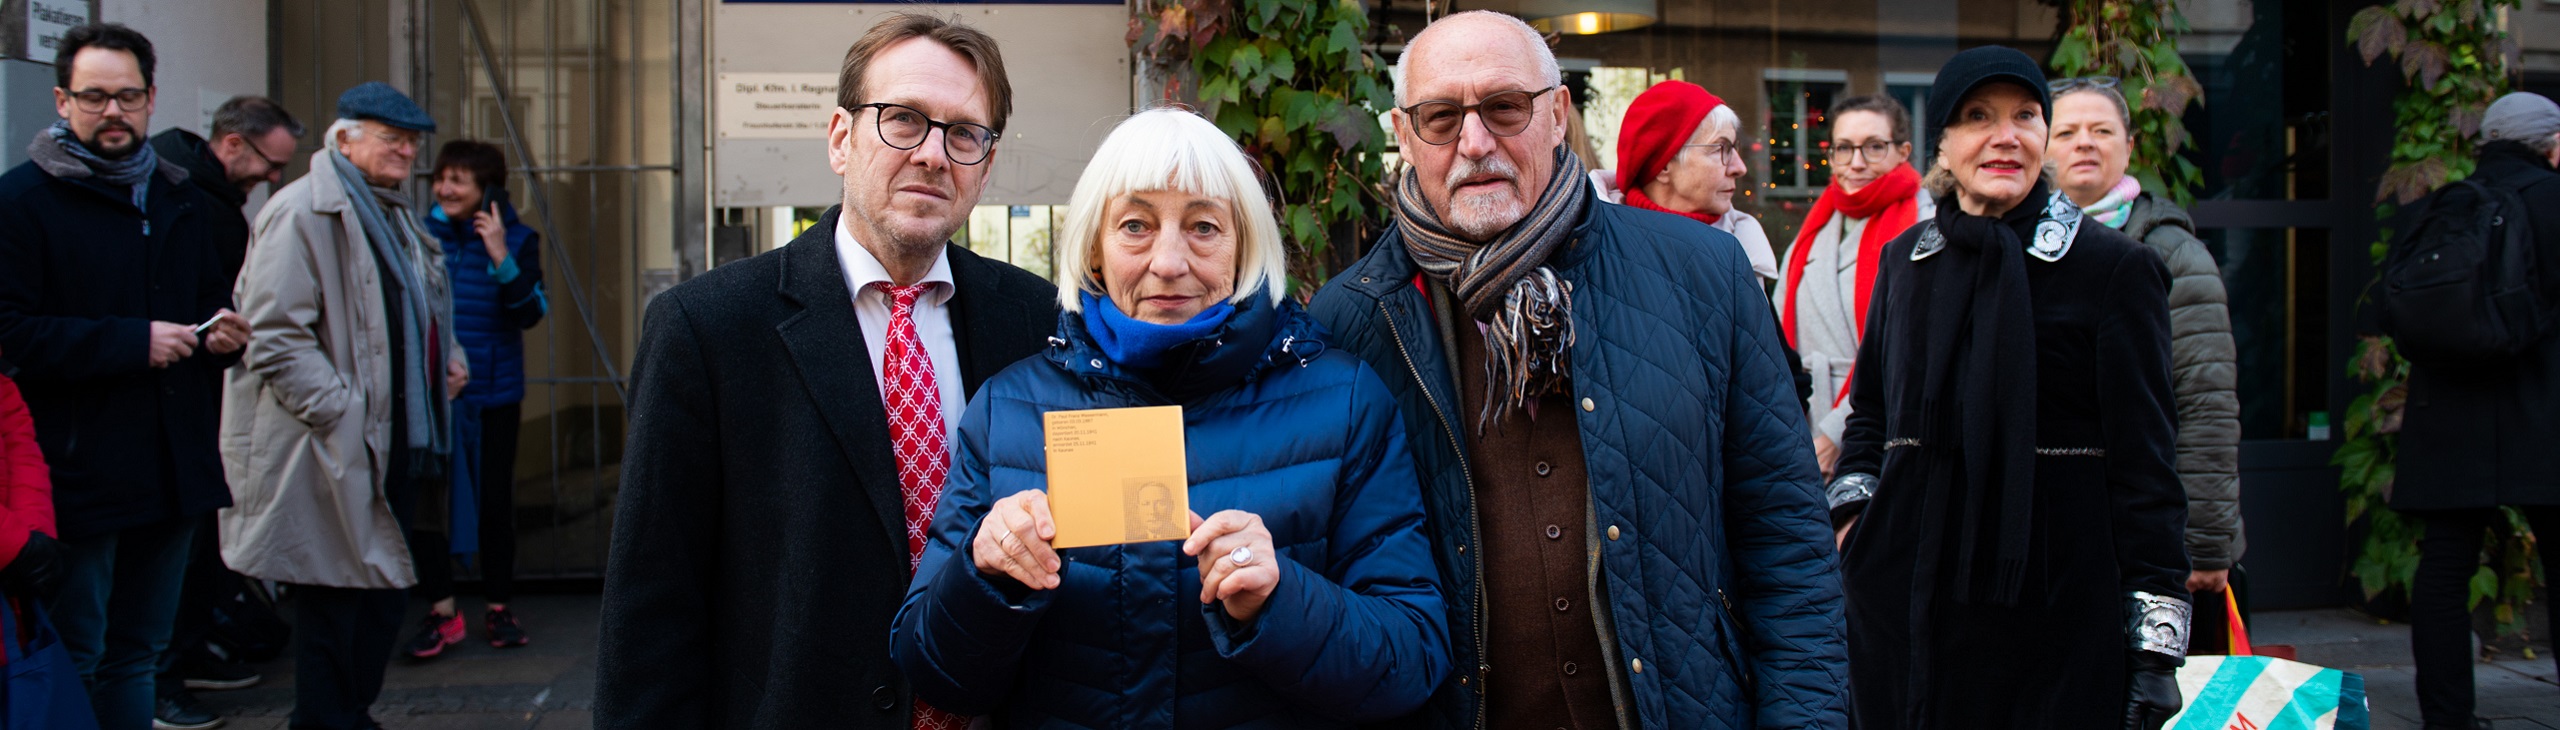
top-left (50, 517), bottom-right (197, 730)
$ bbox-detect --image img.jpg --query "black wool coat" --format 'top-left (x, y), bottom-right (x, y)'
top-left (595, 206), bottom-right (1058, 729)
top-left (2389, 142), bottom-right (2560, 511)
top-left (0, 156), bottom-right (239, 539)
top-left (150, 128), bottom-right (252, 285)
top-left (1833, 208), bottom-right (2186, 729)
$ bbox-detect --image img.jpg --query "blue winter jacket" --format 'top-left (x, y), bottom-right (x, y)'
top-left (425, 191), bottom-right (545, 405)
top-left (892, 295), bottom-right (1451, 729)
top-left (1307, 202), bottom-right (1852, 730)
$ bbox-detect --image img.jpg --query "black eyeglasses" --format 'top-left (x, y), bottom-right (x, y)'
top-left (1399, 86), bottom-right (1556, 146)
top-left (68, 87), bottom-right (149, 113)
top-left (1824, 140), bottom-right (1902, 163)
top-left (2048, 76), bottom-right (2120, 93)
top-left (255, 146), bottom-right (293, 168)
top-left (850, 102), bottom-right (999, 166)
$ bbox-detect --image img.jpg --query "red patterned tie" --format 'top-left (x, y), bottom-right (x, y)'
top-left (876, 283), bottom-right (967, 730)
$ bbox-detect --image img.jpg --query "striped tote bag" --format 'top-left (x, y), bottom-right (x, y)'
top-left (2166, 592), bottom-right (2371, 730)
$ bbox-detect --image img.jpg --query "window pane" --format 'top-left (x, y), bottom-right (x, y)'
top-left (2180, 0), bottom-right (2331, 201)
top-left (1764, 78), bottom-right (1842, 191)
top-left (2207, 227), bottom-right (2331, 440)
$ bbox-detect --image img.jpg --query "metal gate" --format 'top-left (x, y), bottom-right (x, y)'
top-left (272, 0), bottom-right (703, 580)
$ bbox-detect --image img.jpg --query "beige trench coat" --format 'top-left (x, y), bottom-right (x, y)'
top-left (218, 149), bottom-right (461, 589)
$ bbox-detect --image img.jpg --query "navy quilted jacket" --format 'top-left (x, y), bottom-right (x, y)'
top-left (892, 296), bottom-right (1451, 729)
top-left (1308, 202), bottom-right (1851, 730)
top-left (424, 193), bottom-right (545, 405)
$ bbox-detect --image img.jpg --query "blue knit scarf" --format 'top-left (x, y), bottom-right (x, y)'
top-left (1080, 290), bottom-right (1235, 370)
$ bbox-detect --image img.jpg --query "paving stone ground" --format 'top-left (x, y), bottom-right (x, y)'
top-left (179, 594), bottom-right (2560, 728)
top-left (190, 591), bottom-right (597, 730)
top-left (2253, 608), bottom-right (2560, 729)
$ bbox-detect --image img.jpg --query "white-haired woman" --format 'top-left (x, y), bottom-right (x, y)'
top-left (890, 108), bottom-right (1450, 729)
top-left (1591, 80), bottom-right (1778, 281)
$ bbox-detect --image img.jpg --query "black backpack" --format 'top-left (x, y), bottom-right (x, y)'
top-left (2379, 179), bottom-right (2552, 362)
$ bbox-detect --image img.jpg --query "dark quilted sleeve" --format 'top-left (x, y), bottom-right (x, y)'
top-left (1715, 254), bottom-right (1854, 729)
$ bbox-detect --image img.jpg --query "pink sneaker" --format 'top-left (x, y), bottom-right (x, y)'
top-left (403, 612), bottom-right (465, 659)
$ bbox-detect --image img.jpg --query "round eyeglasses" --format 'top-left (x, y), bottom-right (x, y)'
top-left (1399, 86), bottom-right (1556, 146)
top-left (850, 102), bottom-right (1000, 166)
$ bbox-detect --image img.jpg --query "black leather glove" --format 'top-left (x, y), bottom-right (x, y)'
top-left (3, 531), bottom-right (63, 601)
top-left (2123, 589), bottom-right (2192, 730)
top-left (2124, 650), bottom-right (2183, 730)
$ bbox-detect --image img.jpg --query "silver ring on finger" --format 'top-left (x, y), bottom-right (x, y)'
top-left (1228, 546), bottom-right (1253, 566)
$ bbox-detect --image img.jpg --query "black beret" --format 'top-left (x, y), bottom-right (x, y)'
top-left (1926, 46), bottom-right (2050, 149)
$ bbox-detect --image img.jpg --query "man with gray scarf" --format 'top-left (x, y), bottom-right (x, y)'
top-left (0, 23), bottom-right (250, 729)
top-left (219, 81), bottom-right (465, 730)
top-left (1307, 11), bottom-right (1847, 729)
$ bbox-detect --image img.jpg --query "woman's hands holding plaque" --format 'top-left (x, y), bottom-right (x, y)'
top-left (1184, 510), bottom-right (1279, 623)
top-left (974, 490), bottom-right (1062, 590)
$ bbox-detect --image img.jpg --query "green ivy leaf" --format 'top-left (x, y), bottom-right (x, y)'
top-left (1327, 21), bottom-right (1358, 56)
top-left (1265, 45), bottom-right (1296, 83)
top-left (2051, 33), bottom-right (2093, 73)
top-left (1230, 43), bottom-right (1265, 79)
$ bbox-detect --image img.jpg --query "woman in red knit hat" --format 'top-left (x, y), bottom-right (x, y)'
top-left (1773, 95), bottom-right (1933, 491)
top-left (1592, 80), bottom-right (1778, 282)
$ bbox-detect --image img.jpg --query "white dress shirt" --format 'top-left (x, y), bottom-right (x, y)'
top-left (835, 218), bottom-right (964, 447)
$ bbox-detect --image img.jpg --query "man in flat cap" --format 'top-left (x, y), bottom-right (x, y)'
top-left (0, 22), bottom-right (247, 729)
top-left (219, 80), bottom-right (466, 730)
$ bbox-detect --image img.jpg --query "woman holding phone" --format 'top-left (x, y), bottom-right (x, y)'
top-left (406, 140), bottom-right (547, 659)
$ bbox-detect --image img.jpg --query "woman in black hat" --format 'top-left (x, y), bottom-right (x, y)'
top-left (1823, 46), bottom-right (2190, 729)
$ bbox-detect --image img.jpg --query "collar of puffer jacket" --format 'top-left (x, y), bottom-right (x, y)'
top-left (1045, 290), bottom-right (1328, 404)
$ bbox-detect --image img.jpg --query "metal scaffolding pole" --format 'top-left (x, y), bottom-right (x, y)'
top-left (455, 0), bottom-right (629, 401)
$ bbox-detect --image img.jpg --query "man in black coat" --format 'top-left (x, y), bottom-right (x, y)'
top-left (0, 23), bottom-right (250, 729)
top-left (150, 95), bottom-right (305, 285)
top-left (145, 94), bottom-right (304, 729)
top-left (2391, 91), bottom-right (2560, 730)
top-left (596, 14), bottom-right (1056, 729)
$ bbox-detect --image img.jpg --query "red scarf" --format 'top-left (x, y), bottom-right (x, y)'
top-left (1622, 185), bottom-right (1722, 226)
top-left (1780, 162), bottom-right (1920, 403)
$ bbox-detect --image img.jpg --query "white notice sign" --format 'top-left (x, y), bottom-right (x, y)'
top-left (27, 0), bottom-right (89, 61)
top-left (716, 73), bottom-right (838, 140)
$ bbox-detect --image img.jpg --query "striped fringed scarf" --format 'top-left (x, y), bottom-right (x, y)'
top-left (1394, 145), bottom-right (1592, 431)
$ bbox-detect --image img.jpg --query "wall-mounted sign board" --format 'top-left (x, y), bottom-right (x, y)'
top-left (717, 73), bottom-right (837, 140)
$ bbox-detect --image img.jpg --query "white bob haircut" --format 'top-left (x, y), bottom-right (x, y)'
top-left (1392, 11), bottom-right (1561, 107)
top-left (1054, 107), bottom-right (1287, 313)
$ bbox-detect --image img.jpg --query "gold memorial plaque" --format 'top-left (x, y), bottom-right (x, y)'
top-left (1042, 406), bottom-right (1189, 548)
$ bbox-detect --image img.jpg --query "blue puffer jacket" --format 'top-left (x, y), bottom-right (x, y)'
top-left (425, 191), bottom-right (545, 405)
top-left (1307, 202), bottom-right (1851, 730)
top-left (892, 295), bottom-right (1451, 729)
